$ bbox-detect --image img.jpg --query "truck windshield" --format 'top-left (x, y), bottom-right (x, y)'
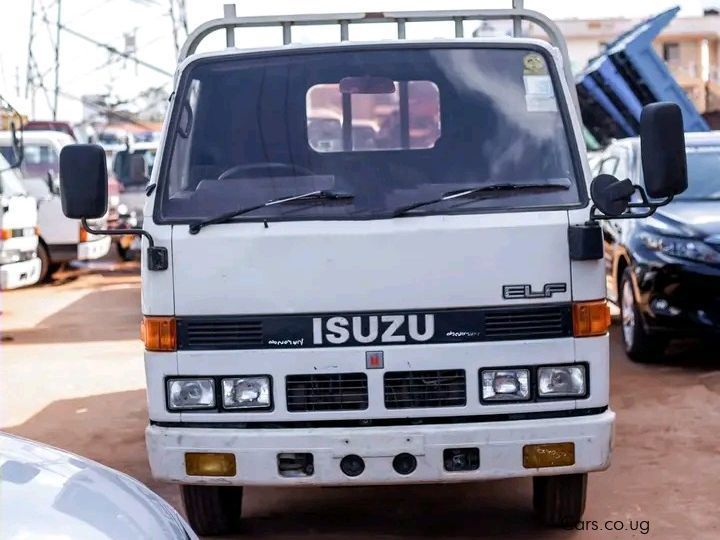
top-left (159, 45), bottom-right (582, 222)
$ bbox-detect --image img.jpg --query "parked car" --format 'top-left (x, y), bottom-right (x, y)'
top-left (0, 153), bottom-right (41, 289)
top-left (0, 431), bottom-right (197, 539)
top-left (593, 132), bottom-right (720, 360)
top-left (0, 130), bottom-right (112, 280)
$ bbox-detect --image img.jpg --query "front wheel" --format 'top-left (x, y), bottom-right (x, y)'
top-left (181, 484), bottom-right (243, 536)
top-left (619, 268), bottom-right (666, 362)
top-left (533, 473), bottom-right (587, 527)
top-left (37, 243), bottom-right (60, 283)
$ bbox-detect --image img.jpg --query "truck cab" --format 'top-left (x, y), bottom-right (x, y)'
top-left (0, 153), bottom-right (41, 289)
top-left (56, 4), bottom-right (688, 536)
top-left (0, 130), bottom-right (112, 280)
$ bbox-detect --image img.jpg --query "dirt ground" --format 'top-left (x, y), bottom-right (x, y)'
top-left (1, 262), bottom-right (719, 539)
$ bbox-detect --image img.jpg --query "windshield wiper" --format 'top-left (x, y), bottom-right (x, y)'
top-left (189, 190), bottom-right (354, 234)
top-left (392, 180), bottom-right (572, 217)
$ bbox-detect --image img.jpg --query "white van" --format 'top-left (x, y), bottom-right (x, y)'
top-left (57, 4), bottom-right (689, 536)
top-left (0, 130), bottom-right (111, 280)
top-left (0, 153), bottom-right (41, 289)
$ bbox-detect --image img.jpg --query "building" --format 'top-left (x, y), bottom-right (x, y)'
top-left (528, 9), bottom-right (720, 113)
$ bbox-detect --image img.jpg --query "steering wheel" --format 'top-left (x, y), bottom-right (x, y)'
top-left (218, 162), bottom-right (315, 181)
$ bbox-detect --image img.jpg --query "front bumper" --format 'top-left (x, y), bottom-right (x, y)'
top-left (146, 409), bottom-right (614, 486)
top-left (77, 236), bottom-right (112, 261)
top-left (0, 258), bottom-right (41, 289)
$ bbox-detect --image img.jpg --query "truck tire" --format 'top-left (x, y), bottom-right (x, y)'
top-left (181, 484), bottom-right (243, 536)
top-left (619, 267), bottom-right (666, 362)
top-left (533, 473), bottom-right (587, 527)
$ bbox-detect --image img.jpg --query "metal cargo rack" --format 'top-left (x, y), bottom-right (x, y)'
top-left (179, 1), bottom-right (580, 112)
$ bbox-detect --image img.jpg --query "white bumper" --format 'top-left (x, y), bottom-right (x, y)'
top-left (146, 409), bottom-right (614, 486)
top-left (0, 258), bottom-right (41, 290)
top-left (77, 236), bottom-right (111, 260)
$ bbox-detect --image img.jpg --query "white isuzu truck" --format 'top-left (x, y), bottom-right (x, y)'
top-left (57, 3), bottom-right (689, 536)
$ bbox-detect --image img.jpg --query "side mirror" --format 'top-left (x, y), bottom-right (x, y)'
top-left (590, 102), bottom-right (687, 220)
top-left (59, 144), bottom-right (108, 219)
top-left (129, 154), bottom-right (148, 184)
top-left (640, 102), bottom-right (688, 198)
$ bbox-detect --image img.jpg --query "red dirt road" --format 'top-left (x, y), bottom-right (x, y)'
top-left (2, 268), bottom-right (719, 539)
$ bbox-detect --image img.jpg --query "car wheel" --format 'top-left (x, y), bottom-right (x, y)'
top-left (533, 473), bottom-right (587, 527)
top-left (619, 267), bottom-right (666, 362)
top-left (181, 484), bottom-right (243, 536)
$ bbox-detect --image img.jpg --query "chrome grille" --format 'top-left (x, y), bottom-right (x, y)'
top-left (384, 369), bottom-right (466, 409)
top-left (286, 373), bottom-right (368, 412)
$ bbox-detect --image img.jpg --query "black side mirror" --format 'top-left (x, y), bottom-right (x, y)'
top-left (590, 102), bottom-right (687, 220)
top-left (640, 102), bottom-right (688, 198)
top-left (59, 144), bottom-right (108, 219)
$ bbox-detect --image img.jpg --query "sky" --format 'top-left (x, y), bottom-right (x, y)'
top-left (0, 0), bottom-right (715, 121)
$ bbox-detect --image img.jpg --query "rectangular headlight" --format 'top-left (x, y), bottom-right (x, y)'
top-left (167, 378), bottom-right (215, 410)
top-left (221, 376), bottom-right (271, 409)
top-left (537, 365), bottom-right (586, 397)
top-left (481, 369), bottom-right (530, 402)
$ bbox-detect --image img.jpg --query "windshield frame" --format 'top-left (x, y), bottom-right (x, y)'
top-left (154, 41), bottom-right (589, 225)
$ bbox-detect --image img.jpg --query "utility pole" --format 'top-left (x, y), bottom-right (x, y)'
top-left (25, 0), bottom-right (36, 118)
top-left (53, 0), bottom-right (62, 119)
top-left (169, 0), bottom-right (189, 57)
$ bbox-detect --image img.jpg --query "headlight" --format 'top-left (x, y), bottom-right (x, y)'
top-left (537, 365), bottom-right (586, 397)
top-left (221, 376), bottom-right (271, 409)
top-left (0, 249), bottom-right (23, 264)
top-left (639, 232), bottom-right (720, 264)
top-left (480, 369), bottom-right (530, 402)
top-left (167, 378), bottom-right (215, 410)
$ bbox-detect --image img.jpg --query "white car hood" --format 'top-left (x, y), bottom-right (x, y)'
top-left (0, 432), bottom-right (195, 540)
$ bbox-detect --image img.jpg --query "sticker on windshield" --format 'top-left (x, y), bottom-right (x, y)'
top-left (522, 53), bottom-right (556, 112)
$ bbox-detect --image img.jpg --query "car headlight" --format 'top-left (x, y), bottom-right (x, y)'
top-left (537, 365), bottom-right (586, 397)
top-left (221, 376), bottom-right (271, 409)
top-left (639, 232), bottom-right (720, 264)
top-left (167, 378), bottom-right (215, 410)
top-left (480, 369), bottom-right (530, 402)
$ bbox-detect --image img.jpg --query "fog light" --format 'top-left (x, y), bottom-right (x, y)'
top-left (480, 369), bottom-right (530, 402)
top-left (537, 365), bottom-right (586, 398)
top-left (523, 442), bottom-right (575, 468)
top-left (185, 453), bottom-right (236, 476)
top-left (221, 376), bottom-right (271, 409)
top-left (167, 378), bottom-right (215, 410)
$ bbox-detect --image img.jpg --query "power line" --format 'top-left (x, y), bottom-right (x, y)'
top-left (38, 13), bottom-right (173, 77)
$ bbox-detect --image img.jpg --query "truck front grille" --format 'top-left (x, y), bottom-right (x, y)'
top-left (178, 319), bottom-right (263, 349)
top-left (384, 369), bottom-right (466, 409)
top-left (484, 307), bottom-right (568, 340)
top-left (286, 373), bottom-right (368, 412)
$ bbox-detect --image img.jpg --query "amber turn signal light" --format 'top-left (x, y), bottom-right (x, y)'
top-left (572, 300), bottom-right (611, 337)
top-left (79, 224), bottom-right (89, 243)
top-left (141, 316), bottom-right (177, 351)
top-left (0, 229), bottom-right (12, 240)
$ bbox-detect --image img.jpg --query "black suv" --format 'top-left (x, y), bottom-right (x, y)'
top-left (593, 132), bottom-right (720, 361)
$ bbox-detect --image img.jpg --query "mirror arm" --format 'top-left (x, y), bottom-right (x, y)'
top-left (81, 218), bottom-right (168, 271)
top-left (590, 184), bottom-right (674, 221)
